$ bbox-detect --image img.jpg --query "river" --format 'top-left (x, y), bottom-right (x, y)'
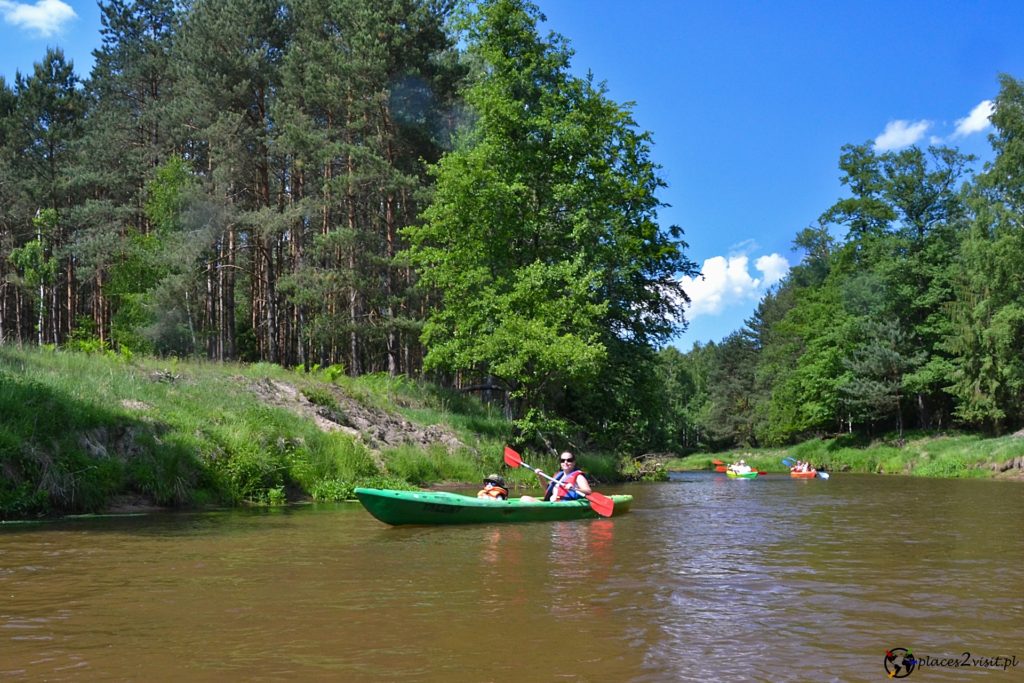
top-left (2, 473), bottom-right (1022, 681)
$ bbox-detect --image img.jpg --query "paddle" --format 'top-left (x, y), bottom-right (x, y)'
top-left (502, 446), bottom-right (614, 518)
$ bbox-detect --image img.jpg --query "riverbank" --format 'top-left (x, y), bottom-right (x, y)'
top-left (668, 432), bottom-right (1024, 480)
top-left (5, 347), bottom-right (1022, 520)
top-left (0, 347), bottom-right (521, 519)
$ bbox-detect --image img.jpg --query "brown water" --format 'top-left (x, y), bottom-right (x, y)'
top-left (2, 473), bottom-right (1022, 682)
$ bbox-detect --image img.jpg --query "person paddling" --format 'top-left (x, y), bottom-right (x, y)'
top-left (519, 451), bottom-right (592, 502)
top-left (504, 446), bottom-right (614, 516)
top-left (540, 451), bottom-right (592, 501)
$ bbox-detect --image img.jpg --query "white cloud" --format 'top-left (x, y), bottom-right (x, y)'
top-left (953, 99), bottom-right (993, 138)
top-left (755, 253), bottom-right (789, 285)
top-left (873, 119), bottom-right (931, 152)
top-left (0, 0), bottom-right (76, 37)
top-left (679, 252), bottom-right (790, 319)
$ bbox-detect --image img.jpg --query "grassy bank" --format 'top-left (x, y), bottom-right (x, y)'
top-left (0, 347), bottom-right (619, 519)
top-left (668, 431), bottom-right (1024, 479)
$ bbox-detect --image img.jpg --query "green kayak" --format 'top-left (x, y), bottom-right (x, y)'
top-left (726, 470), bottom-right (758, 479)
top-left (354, 487), bottom-right (633, 526)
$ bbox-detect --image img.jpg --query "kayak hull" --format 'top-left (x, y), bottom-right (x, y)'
top-left (725, 470), bottom-right (758, 479)
top-left (790, 470), bottom-right (817, 479)
top-left (354, 487), bottom-right (632, 526)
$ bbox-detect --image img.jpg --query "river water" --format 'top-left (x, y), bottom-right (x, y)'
top-left (2, 473), bottom-right (1022, 682)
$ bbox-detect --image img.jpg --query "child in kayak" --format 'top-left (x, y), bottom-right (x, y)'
top-left (478, 474), bottom-right (509, 500)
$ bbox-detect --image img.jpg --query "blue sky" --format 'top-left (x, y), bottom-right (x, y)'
top-left (3, 0), bottom-right (1024, 350)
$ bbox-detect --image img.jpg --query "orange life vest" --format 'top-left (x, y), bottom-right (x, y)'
top-left (478, 486), bottom-right (508, 500)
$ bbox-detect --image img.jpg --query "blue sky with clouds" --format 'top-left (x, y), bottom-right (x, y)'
top-left (3, 0), bottom-right (1024, 350)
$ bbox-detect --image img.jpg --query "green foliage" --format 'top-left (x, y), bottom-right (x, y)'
top-left (406, 0), bottom-right (697, 453)
top-left (656, 345), bottom-right (709, 452)
top-left (106, 232), bottom-right (169, 356)
top-left (619, 457), bottom-right (668, 482)
top-left (322, 364), bottom-right (346, 382)
top-left (0, 349), bottom-right (389, 517)
top-left (127, 446), bottom-right (201, 506)
top-left (701, 331), bottom-right (759, 447)
top-left (9, 235), bottom-right (57, 289)
top-left (842, 319), bottom-right (925, 436)
top-left (310, 475), bottom-right (415, 502)
top-left (300, 386), bottom-right (338, 410)
top-left (0, 362), bottom-right (133, 516)
top-left (383, 444), bottom-right (480, 485)
top-left (145, 156), bottom-right (193, 233)
top-left (941, 79), bottom-right (1024, 433)
top-left (309, 478), bottom-right (355, 502)
top-left (582, 451), bottom-right (629, 484)
top-left (266, 486), bottom-right (287, 506)
top-left (0, 427), bottom-right (49, 516)
top-left (65, 333), bottom-right (108, 356)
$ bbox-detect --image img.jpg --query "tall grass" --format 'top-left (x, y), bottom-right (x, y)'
top-left (384, 444), bottom-right (481, 483)
top-left (0, 347), bottom-right (521, 518)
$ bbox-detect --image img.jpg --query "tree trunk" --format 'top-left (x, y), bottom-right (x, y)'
top-left (265, 237), bottom-right (277, 363)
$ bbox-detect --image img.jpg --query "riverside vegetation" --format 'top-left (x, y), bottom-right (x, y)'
top-left (670, 433), bottom-right (1024, 480)
top-left (0, 346), bottom-right (620, 520)
top-left (3, 346), bottom-right (1022, 521)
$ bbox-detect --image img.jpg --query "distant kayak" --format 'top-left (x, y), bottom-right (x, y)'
top-left (725, 470), bottom-right (758, 479)
top-left (354, 487), bottom-right (633, 526)
top-left (789, 470), bottom-right (816, 479)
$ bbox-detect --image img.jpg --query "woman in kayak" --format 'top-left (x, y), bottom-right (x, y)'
top-left (478, 473), bottom-right (509, 500)
top-left (542, 452), bottom-right (592, 501)
top-left (518, 451), bottom-right (593, 502)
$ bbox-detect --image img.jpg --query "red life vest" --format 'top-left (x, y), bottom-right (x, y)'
top-left (547, 469), bottom-right (583, 501)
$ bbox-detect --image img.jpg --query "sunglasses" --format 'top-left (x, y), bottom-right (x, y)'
top-left (560, 458), bottom-right (575, 464)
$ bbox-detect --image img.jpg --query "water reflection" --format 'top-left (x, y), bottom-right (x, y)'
top-left (547, 519), bottom-right (615, 580)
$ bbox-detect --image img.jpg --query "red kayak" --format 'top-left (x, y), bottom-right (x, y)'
top-left (789, 470), bottom-right (816, 479)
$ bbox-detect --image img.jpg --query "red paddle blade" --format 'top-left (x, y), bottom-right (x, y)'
top-left (586, 491), bottom-right (614, 517)
top-left (503, 445), bottom-right (523, 468)
top-left (715, 466), bottom-right (727, 472)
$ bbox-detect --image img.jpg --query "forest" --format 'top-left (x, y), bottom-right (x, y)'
top-left (2, 0), bottom-right (1023, 457)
